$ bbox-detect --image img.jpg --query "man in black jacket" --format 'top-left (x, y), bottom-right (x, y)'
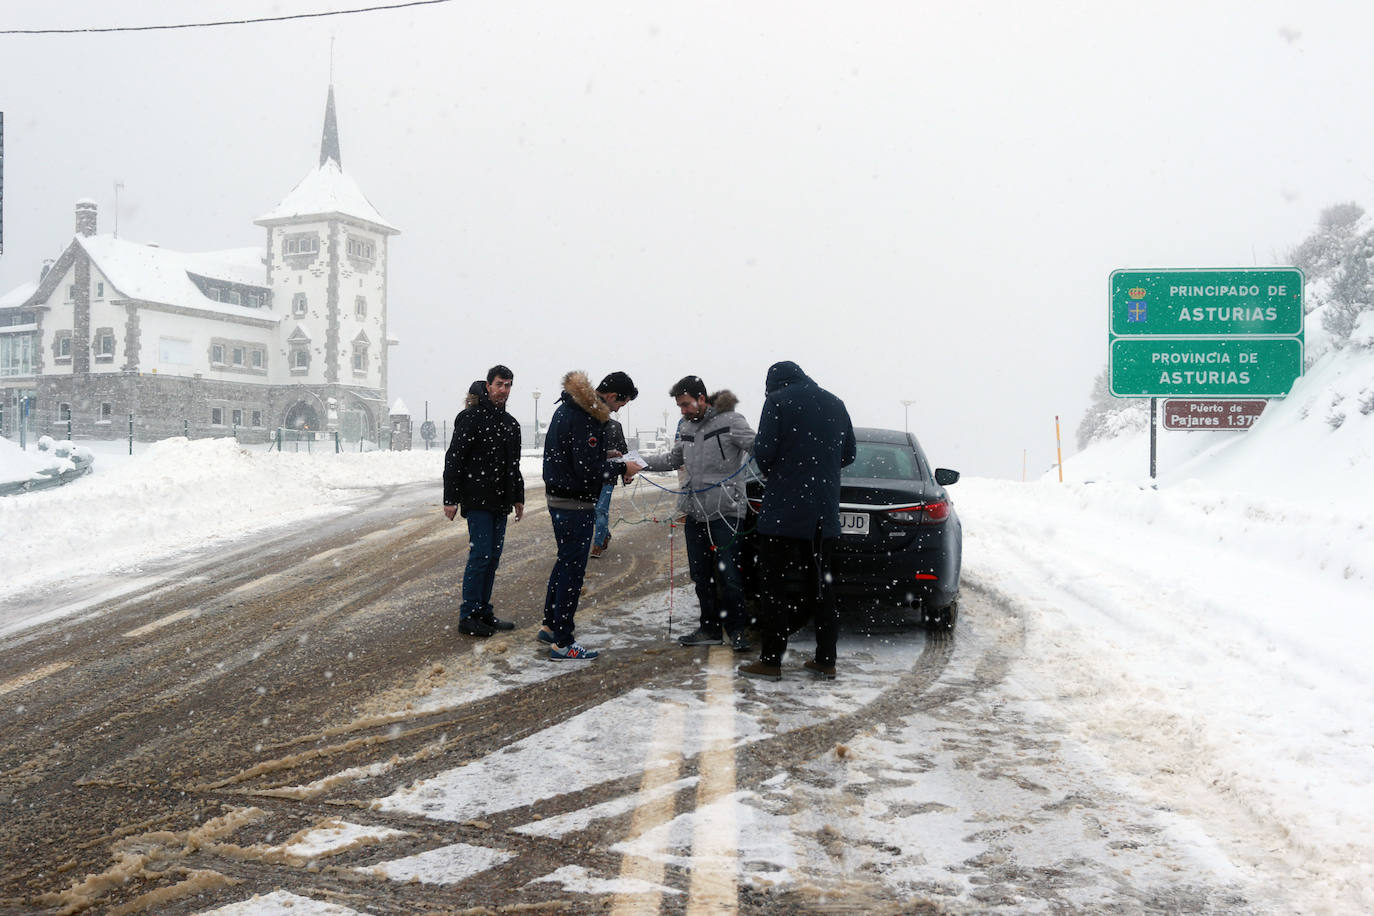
top-left (539, 370), bottom-right (638, 659)
top-left (443, 365), bottom-right (525, 637)
top-left (739, 361), bottom-right (856, 681)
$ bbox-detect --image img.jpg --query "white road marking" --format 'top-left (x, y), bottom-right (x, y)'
top-left (686, 646), bottom-right (739, 915)
top-left (122, 607), bottom-right (201, 639)
top-left (0, 661), bottom-right (74, 697)
top-left (609, 699), bottom-right (688, 916)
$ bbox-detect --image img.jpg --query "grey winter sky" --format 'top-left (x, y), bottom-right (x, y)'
top-left (1, 1), bottom-right (1369, 478)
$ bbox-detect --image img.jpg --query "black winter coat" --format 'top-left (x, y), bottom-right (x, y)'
top-left (753, 361), bottom-right (857, 539)
top-left (442, 389), bottom-right (525, 516)
top-left (542, 371), bottom-right (626, 504)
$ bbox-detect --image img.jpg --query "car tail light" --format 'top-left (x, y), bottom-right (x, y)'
top-left (885, 500), bottom-right (950, 525)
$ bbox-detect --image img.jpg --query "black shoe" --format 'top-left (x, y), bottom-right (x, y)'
top-left (804, 659), bottom-right (836, 680)
top-left (678, 627), bottom-right (724, 647)
top-left (481, 614), bottom-right (516, 631)
top-left (729, 630), bottom-right (752, 653)
top-left (458, 617), bottom-right (495, 638)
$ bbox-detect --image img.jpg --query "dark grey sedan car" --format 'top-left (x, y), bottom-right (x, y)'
top-left (743, 426), bottom-right (963, 631)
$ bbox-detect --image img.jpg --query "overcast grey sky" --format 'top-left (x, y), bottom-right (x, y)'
top-left (2, 1), bottom-right (1368, 477)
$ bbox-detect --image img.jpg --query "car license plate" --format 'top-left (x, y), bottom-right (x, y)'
top-left (840, 511), bottom-right (869, 535)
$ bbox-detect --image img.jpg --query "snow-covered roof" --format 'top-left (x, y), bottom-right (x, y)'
top-left (255, 159), bottom-right (398, 234)
top-left (76, 235), bottom-right (274, 321)
top-left (390, 397), bottom-right (410, 416)
top-left (0, 281), bottom-right (39, 309)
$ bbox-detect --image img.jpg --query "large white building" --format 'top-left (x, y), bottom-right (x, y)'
top-left (0, 87), bottom-right (399, 443)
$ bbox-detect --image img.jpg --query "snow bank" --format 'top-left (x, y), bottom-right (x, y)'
top-left (0, 438), bottom-right (444, 605)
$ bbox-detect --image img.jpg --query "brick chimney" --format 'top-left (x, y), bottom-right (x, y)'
top-left (75, 199), bottom-right (98, 237)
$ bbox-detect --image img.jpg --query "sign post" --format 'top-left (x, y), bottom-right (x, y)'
top-left (1108, 267), bottom-right (1303, 477)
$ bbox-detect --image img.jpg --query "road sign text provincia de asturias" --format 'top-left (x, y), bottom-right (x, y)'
top-left (1108, 268), bottom-right (1304, 398)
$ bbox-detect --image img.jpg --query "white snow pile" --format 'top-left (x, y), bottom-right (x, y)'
top-left (0, 438), bottom-right (443, 606)
top-left (0, 434), bottom-right (92, 486)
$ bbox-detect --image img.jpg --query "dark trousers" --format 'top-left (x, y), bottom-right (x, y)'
top-left (683, 517), bottom-right (748, 636)
top-left (544, 507), bottom-right (594, 646)
top-left (756, 533), bottom-right (838, 667)
top-left (461, 509), bottom-right (507, 620)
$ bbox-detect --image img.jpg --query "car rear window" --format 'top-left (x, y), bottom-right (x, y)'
top-left (843, 442), bottom-right (921, 480)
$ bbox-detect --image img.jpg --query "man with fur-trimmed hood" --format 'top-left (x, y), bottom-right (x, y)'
top-left (639, 376), bottom-right (756, 651)
top-left (539, 370), bottom-right (639, 660)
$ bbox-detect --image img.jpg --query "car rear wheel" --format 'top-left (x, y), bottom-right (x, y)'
top-left (923, 598), bottom-right (958, 633)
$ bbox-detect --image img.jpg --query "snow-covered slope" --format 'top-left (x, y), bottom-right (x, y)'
top-left (962, 346), bottom-right (1374, 910)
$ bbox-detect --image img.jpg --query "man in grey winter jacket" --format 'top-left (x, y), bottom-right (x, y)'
top-left (639, 375), bottom-right (756, 650)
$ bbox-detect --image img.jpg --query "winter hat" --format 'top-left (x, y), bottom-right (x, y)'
top-left (597, 371), bottom-right (639, 401)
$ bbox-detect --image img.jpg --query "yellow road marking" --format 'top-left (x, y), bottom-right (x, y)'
top-left (0, 661), bottom-right (73, 697)
top-left (609, 700), bottom-right (688, 916)
top-left (122, 608), bottom-right (200, 638)
top-left (687, 645), bottom-right (739, 915)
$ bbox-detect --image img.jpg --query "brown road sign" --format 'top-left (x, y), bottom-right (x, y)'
top-left (1163, 399), bottom-right (1266, 431)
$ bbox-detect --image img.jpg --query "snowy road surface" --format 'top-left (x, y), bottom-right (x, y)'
top-left (0, 439), bottom-right (1370, 913)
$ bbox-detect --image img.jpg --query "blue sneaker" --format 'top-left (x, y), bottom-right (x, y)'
top-left (537, 627), bottom-right (557, 644)
top-left (549, 641), bottom-right (599, 660)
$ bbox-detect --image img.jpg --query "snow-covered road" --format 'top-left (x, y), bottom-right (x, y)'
top-left (3, 393), bottom-right (1373, 913)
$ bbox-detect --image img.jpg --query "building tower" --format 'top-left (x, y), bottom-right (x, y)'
top-left (255, 85), bottom-right (399, 436)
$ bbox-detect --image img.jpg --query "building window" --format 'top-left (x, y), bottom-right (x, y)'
top-left (54, 332), bottom-right (72, 361)
top-left (232, 347), bottom-right (244, 367)
top-left (226, 290), bottom-right (241, 306)
top-left (59, 402), bottom-right (72, 421)
top-left (352, 344), bottom-right (369, 373)
top-left (96, 282), bottom-right (105, 299)
top-left (0, 333), bottom-right (36, 377)
top-left (231, 408), bottom-right (243, 427)
top-left (251, 410), bottom-right (263, 428)
top-left (346, 236), bottom-right (375, 260)
top-left (292, 293), bottom-right (308, 317)
top-left (247, 291), bottom-right (266, 308)
top-left (251, 349), bottom-right (263, 369)
top-left (68, 284), bottom-right (77, 301)
top-left (355, 296), bottom-right (367, 319)
top-left (291, 348), bottom-right (310, 371)
top-left (211, 344), bottom-right (225, 365)
top-left (95, 331), bottom-right (116, 361)
top-left (283, 234), bottom-right (320, 256)
top-left (99, 403), bottom-right (113, 423)
top-left (211, 407), bottom-right (224, 426)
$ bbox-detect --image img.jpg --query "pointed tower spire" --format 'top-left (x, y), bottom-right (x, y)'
top-left (320, 84), bottom-right (341, 167)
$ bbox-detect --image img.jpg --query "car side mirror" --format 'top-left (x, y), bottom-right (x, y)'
top-left (934, 468), bottom-right (960, 486)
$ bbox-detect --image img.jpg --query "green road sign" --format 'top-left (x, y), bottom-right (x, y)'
top-left (1110, 268), bottom-right (1303, 336)
top-left (1109, 337), bottom-right (1303, 398)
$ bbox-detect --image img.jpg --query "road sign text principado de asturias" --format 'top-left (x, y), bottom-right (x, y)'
top-left (1108, 267), bottom-right (1303, 399)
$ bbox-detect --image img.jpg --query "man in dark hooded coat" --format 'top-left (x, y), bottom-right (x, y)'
top-left (739, 361), bottom-right (856, 681)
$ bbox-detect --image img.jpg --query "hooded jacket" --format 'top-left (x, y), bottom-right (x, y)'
top-left (641, 389), bottom-right (756, 521)
top-left (442, 384), bottom-right (525, 516)
top-left (542, 371), bottom-right (627, 506)
top-left (753, 361), bottom-right (857, 539)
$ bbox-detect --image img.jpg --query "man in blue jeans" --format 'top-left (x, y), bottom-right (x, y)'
top-left (443, 366), bottom-right (525, 638)
top-left (539, 370), bottom-right (638, 659)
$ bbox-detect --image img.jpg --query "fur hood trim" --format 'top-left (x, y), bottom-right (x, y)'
top-left (709, 389), bottom-right (739, 413)
top-left (562, 371), bottom-right (611, 423)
